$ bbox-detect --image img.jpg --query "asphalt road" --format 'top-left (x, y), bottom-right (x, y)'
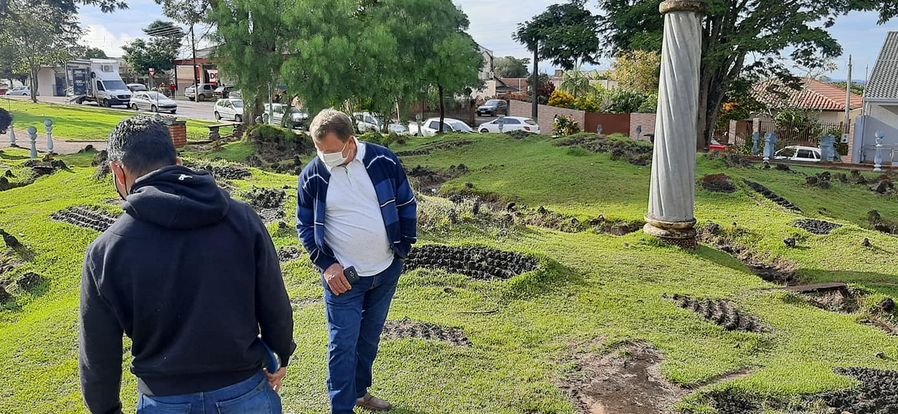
top-left (7, 95), bottom-right (218, 121)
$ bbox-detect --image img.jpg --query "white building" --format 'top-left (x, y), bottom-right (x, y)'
top-left (853, 31), bottom-right (898, 165)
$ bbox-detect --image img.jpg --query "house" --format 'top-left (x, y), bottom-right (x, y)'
top-left (854, 31), bottom-right (898, 165)
top-left (173, 47), bottom-right (220, 95)
top-left (752, 77), bottom-right (863, 125)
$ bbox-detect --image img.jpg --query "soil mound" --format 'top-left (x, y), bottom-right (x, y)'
top-left (381, 317), bottom-right (472, 347)
top-left (701, 173), bottom-right (737, 193)
top-left (667, 294), bottom-right (765, 332)
top-left (51, 206), bottom-right (119, 232)
top-left (404, 245), bottom-right (538, 280)
top-left (794, 219), bottom-right (841, 235)
top-left (743, 180), bottom-right (801, 212)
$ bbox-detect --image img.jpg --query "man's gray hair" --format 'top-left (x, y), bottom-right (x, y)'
top-left (309, 109), bottom-right (354, 142)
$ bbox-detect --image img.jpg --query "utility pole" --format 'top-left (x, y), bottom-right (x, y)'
top-left (531, 44), bottom-right (538, 120)
top-left (191, 24), bottom-right (198, 100)
top-left (845, 54), bottom-right (852, 135)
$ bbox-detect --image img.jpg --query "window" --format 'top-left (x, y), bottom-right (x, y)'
top-left (524, 119), bottom-right (538, 126)
top-left (103, 80), bottom-right (127, 90)
top-left (428, 121), bottom-right (440, 130)
top-left (203, 85), bottom-right (213, 90)
top-left (232, 100), bottom-right (243, 108)
top-left (797, 149), bottom-right (814, 159)
top-left (503, 118), bottom-right (520, 125)
top-left (96, 81), bottom-right (104, 91)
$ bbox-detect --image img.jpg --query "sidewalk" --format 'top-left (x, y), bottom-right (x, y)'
top-left (0, 128), bottom-right (106, 154)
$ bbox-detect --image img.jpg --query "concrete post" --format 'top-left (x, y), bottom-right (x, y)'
top-left (27, 127), bottom-right (37, 159)
top-left (820, 134), bottom-right (836, 162)
top-left (874, 131), bottom-right (884, 172)
top-left (644, 0), bottom-right (708, 242)
top-left (751, 132), bottom-right (760, 155)
top-left (7, 120), bottom-right (15, 147)
top-left (44, 119), bottom-right (53, 154)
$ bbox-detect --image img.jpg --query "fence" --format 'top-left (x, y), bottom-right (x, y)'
top-left (508, 100), bottom-right (655, 140)
top-left (411, 97), bottom-right (476, 127)
top-left (758, 120), bottom-right (844, 147)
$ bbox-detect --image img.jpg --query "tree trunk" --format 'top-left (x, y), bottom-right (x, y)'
top-left (438, 84), bottom-right (445, 134)
top-left (531, 46), bottom-right (538, 120)
top-left (29, 66), bottom-right (38, 104)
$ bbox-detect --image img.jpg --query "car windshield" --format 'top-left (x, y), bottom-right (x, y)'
top-left (486, 100), bottom-right (502, 106)
top-left (145, 92), bottom-right (165, 99)
top-left (524, 119), bottom-right (537, 125)
top-left (103, 80), bottom-right (128, 90)
top-left (268, 104), bottom-right (284, 113)
top-left (449, 121), bottom-right (472, 132)
top-left (231, 100), bottom-right (244, 108)
top-left (774, 148), bottom-right (792, 156)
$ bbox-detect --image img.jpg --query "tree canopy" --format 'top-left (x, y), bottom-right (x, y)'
top-left (122, 20), bottom-right (185, 76)
top-left (596, 0), bottom-right (898, 148)
top-left (610, 50), bottom-right (660, 95)
top-left (513, 0), bottom-right (600, 70)
top-left (494, 56), bottom-right (530, 78)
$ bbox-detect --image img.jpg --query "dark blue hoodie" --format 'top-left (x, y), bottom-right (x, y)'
top-left (79, 165), bottom-right (295, 414)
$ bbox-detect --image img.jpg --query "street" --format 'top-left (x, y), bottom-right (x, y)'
top-left (5, 94), bottom-right (218, 121)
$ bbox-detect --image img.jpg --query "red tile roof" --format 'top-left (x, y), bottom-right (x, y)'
top-left (753, 78), bottom-right (863, 112)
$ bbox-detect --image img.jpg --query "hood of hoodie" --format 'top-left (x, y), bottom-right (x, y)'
top-left (123, 165), bottom-right (230, 230)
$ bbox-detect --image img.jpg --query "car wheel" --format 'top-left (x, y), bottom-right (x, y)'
top-left (214, 112), bottom-right (221, 120)
top-left (263, 114), bottom-right (269, 124)
top-left (102, 99), bottom-right (109, 107)
top-left (151, 105), bottom-right (158, 112)
top-left (235, 114), bottom-right (243, 123)
top-left (480, 129), bottom-right (488, 133)
top-left (131, 103), bottom-right (138, 110)
top-left (171, 110), bottom-right (177, 114)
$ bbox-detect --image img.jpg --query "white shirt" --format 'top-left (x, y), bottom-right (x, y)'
top-left (323, 141), bottom-right (394, 276)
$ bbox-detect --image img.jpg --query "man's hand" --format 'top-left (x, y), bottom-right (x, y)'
top-left (323, 263), bottom-right (351, 295)
top-left (266, 367), bottom-right (287, 393)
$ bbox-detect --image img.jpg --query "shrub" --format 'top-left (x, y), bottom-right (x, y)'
top-left (553, 115), bottom-right (581, 136)
top-left (548, 90), bottom-right (576, 109)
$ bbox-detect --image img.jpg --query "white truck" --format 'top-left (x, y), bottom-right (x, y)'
top-left (67, 59), bottom-right (132, 108)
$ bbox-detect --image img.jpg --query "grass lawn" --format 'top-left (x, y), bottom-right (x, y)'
top-left (1, 98), bottom-right (228, 142)
top-left (1, 132), bottom-right (897, 413)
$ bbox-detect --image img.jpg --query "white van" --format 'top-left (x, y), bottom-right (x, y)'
top-left (68, 59), bottom-right (132, 108)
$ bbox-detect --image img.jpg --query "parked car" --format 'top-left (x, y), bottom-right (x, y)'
top-left (6, 86), bottom-right (31, 96)
top-left (214, 85), bottom-right (234, 99)
top-left (229, 89), bottom-right (243, 99)
top-left (185, 83), bottom-right (215, 101)
top-left (476, 99), bottom-right (508, 116)
top-left (774, 145), bottom-right (822, 162)
top-left (387, 122), bottom-right (409, 135)
top-left (478, 116), bottom-right (540, 134)
top-left (214, 98), bottom-right (244, 122)
top-left (130, 91), bottom-right (177, 114)
top-left (127, 83), bottom-right (148, 92)
top-left (262, 103), bottom-right (309, 129)
top-left (353, 112), bottom-right (383, 133)
top-left (408, 117), bottom-right (473, 137)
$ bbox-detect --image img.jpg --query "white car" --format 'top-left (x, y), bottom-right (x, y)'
top-left (774, 145), bottom-right (822, 162)
top-left (127, 83), bottom-right (148, 92)
top-left (186, 83), bottom-right (215, 101)
top-left (387, 122), bottom-right (409, 135)
top-left (263, 103), bottom-right (309, 129)
top-left (6, 86), bottom-right (31, 96)
top-left (408, 117), bottom-right (473, 137)
top-left (478, 116), bottom-right (540, 134)
top-left (354, 112), bottom-right (383, 133)
top-left (214, 98), bottom-right (244, 122)
top-left (130, 91), bottom-right (177, 114)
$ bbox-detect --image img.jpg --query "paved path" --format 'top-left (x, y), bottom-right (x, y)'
top-left (0, 129), bottom-right (106, 154)
top-left (5, 95), bottom-right (218, 121)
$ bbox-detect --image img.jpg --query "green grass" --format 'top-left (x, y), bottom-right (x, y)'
top-left (1, 133), bottom-right (898, 413)
top-left (1, 99), bottom-right (226, 142)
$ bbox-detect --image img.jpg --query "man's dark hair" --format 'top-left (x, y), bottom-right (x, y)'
top-left (107, 116), bottom-right (177, 175)
top-left (0, 108), bottom-right (11, 134)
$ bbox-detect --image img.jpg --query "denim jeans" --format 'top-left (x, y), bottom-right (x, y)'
top-left (136, 371), bottom-right (282, 414)
top-left (323, 257), bottom-right (403, 414)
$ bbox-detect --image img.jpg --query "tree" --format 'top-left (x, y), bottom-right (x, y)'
top-left (493, 56), bottom-right (530, 78)
top-left (596, 0), bottom-right (898, 149)
top-left (559, 66), bottom-right (592, 98)
top-left (211, 0), bottom-right (287, 126)
top-left (0, 1), bottom-right (80, 102)
top-left (281, 0), bottom-right (482, 131)
top-left (82, 47), bottom-right (108, 59)
top-left (513, 0), bottom-right (600, 70)
top-left (610, 50), bottom-right (660, 94)
top-left (122, 20), bottom-right (184, 77)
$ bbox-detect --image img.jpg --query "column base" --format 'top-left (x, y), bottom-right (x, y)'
top-left (643, 216), bottom-right (697, 246)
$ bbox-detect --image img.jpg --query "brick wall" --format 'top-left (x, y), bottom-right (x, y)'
top-left (168, 121), bottom-right (187, 148)
top-left (629, 113), bottom-right (656, 141)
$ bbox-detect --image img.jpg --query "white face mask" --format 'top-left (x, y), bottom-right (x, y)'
top-left (317, 138), bottom-right (352, 169)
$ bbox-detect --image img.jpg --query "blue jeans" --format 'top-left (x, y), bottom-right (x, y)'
top-left (136, 371), bottom-right (282, 414)
top-left (324, 258), bottom-right (403, 414)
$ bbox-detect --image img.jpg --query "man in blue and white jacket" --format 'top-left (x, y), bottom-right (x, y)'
top-left (297, 109), bottom-right (417, 414)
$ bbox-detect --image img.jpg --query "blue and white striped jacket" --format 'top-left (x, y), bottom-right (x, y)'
top-left (296, 142), bottom-right (418, 272)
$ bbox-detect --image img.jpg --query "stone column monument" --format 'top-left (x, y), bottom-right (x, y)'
top-left (644, 0), bottom-right (708, 243)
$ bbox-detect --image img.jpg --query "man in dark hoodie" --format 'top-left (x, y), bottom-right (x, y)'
top-left (79, 116), bottom-right (295, 414)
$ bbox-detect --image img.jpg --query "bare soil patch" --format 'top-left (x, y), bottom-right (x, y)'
top-left (15, 272), bottom-right (44, 291)
top-left (277, 246), bottom-right (300, 263)
top-left (561, 342), bottom-right (685, 414)
top-left (408, 164), bottom-right (468, 195)
top-left (404, 245), bottom-right (538, 280)
top-left (242, 187), bottom-right (286, 223)
top-left (869, 210), bottom-right (898, 235)
top-left (381, 317), bottom-right (472, 347)
top-left (699, 225), bottom-right (799, 285)
top-left (819, 368), bottom-right (898, 413)
top-left (553, 133), bottom-right (653, 166)
top-left (701, 173), bottom-right (737, 193)
top-left (396, 140), bottom-right (474, 157)
top-left (51, 206), bottom-right (119, 232)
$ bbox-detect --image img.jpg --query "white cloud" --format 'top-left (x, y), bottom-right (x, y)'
top-left (81, 24), bottom-right (136, 58)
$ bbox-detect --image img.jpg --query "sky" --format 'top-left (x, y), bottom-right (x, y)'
top-left (78, 0), bottom-right (898, 81)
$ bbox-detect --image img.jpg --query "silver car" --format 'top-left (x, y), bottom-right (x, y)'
top-left (130, 91), bottom-right (177, 114)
